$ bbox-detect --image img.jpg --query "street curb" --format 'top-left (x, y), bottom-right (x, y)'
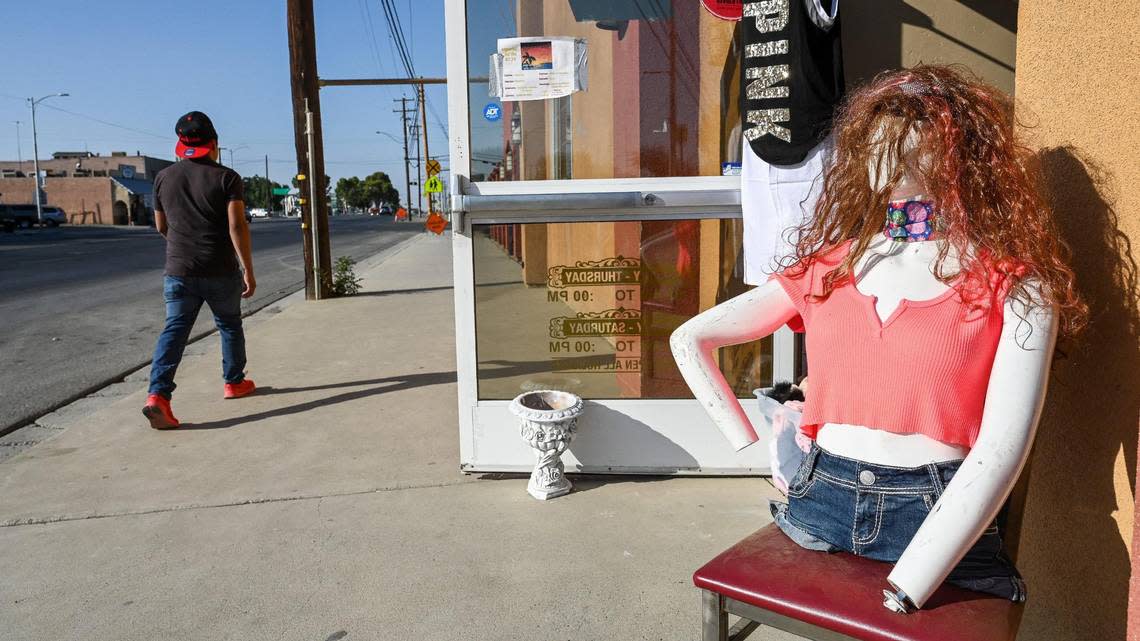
top-left (0, 231), bottom-right (430, 444)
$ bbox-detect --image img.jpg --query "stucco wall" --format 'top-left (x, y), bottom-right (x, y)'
top-left (0, 177), bottom-right (116, 224)
top-left (1014, 2), bottom-right (1140, 640)
top-left (843, 0), bottom-right (1017, 93)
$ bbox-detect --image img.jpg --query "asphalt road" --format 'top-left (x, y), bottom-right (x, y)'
top-left (0, 215), bottom-right (419, 434)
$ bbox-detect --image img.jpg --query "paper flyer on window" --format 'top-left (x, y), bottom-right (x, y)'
top-left (488, 37), bottom-right (587, 101)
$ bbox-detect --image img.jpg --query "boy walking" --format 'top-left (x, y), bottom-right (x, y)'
top-left (143, 111), bottom-right (257, 429)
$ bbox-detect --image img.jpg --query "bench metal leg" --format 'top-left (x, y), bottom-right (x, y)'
top-left (703, 589), bottom-right (762, 641)
top-left (702, 589), bottom-right (728, 641)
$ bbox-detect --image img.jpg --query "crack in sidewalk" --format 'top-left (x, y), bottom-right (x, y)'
top-left (0, 478), bottom-right (473, 528)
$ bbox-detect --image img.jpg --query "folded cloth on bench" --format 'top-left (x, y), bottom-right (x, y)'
top-left (770, 442), bottom-right (1026, 602)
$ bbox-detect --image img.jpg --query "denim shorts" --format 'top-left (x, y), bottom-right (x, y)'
top-left (771, 442), bottom-right (1026, 602)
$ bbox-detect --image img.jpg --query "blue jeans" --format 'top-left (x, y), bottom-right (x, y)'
top-left (149, 274), bottom-right (246, 399)
top-left (771, 442), bottom-right (1026, 602)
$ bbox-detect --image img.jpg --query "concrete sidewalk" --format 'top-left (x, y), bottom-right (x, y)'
top-left (0, 231), bottom-right (786, 641)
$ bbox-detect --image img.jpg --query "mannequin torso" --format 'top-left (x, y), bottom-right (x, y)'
top-left (817, 226), bottom-right (971, 466)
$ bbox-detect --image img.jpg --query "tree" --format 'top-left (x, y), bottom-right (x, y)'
top-left (333, 172), bottom-right (400, 212)
top-left (361, 171), bottom-right (400, 208)
top-left (242, 176), bottom-right (288, 211)
top-left (335, 176), bottom-right (366, 210)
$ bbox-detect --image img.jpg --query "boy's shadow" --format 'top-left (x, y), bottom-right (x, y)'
top-left (1015, 146), bottom-right (1139, 641)
top-left (177, 371), bottom-right (458, 430)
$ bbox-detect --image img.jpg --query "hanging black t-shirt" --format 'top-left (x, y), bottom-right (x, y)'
top-left (741, 0), bottom-right (844, 165)
top-left (153, 158), bottom-right (244, 277)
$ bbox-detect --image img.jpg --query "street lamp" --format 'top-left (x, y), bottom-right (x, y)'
top-left (12, 121), bottom-right (22, 165)
top-left (377, 130), bottom-right (411, 218)
top-left (218, 144), bottom-right (248, 167)
top-left (28, 92), bottom-right (69, 224)
top-left (374, 130), bottom-right (401, 144)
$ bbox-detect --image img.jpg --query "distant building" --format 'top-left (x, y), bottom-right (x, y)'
top-left (0, 151), bottom-right (173, 225)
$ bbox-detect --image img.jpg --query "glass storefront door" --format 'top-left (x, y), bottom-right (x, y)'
top-left (445, 0), bottom-right (794, 473)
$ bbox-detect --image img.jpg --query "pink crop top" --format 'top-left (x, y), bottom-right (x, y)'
top-left (773, 240), bottom-right (1013, 449)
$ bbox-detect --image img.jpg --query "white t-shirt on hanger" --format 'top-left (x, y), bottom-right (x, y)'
top-left (741, 136), bottom-right (831, 285)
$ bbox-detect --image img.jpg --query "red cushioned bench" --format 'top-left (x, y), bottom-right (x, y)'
top-left (693, 524), bottom-right (1024, 641)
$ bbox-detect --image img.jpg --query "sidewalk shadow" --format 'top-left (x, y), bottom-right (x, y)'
top-left (353, 285), bottom-right (455, 298)
top-left (1015, 146), bottom-right (1140, 641)
top-left (475, 472), bottom-right (679, 492)
top-left (478, 404), bottom-right (702, 496)
top-left (566, 404), bottom-right (701, 492)
top-left (178, 370), bottom-right (457, 430)
top-left (351, 281), bottom-right (518, 299)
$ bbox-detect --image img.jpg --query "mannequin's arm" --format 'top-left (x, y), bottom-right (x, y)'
top-left (670, 280), bottom-right (800, 450)
top-left (886, 287), bottom-right (1058, 608)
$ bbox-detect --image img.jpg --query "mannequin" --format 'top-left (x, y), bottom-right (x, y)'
top-left (672, 66), bottom-right (1085, 611)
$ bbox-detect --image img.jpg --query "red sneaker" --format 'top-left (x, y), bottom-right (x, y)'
top-left (224, 379), bottom-right (257, 399)
top-left (142, 394), bottom-right (180, 430)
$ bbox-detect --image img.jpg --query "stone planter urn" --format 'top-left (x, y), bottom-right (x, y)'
top-left (509, 390), bottom-right (584, 500)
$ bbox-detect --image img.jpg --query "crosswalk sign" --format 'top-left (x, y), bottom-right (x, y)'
top-left (424, 175), bottom-right (444, 193)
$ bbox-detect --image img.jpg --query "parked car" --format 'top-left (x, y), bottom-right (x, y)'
top-left (0, 205), bottom-right (16, 232)
top-left (6, 204), bottom-right (40, 228)
top-left (40, 206), bottom-right (67, 227)
top-left (0, 204), bottom-right (66, 228)
top-left (249, 207), bottom-right (269, 218)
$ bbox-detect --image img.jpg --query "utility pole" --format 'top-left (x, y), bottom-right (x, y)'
top-left (410, 122), bottom-right (423, 216)
top-left (287, 0), bottom-right (332, 300)
top-left (28, 93), bottom-right (69, 225)
top-left (393, 97), bottom-right (414, 218)
top-left (13, 121), bottom-right (21, 166)
top-left (417, 82), bottom-right (432, 216)
top-left (265, 154), bottom-right (271, 213)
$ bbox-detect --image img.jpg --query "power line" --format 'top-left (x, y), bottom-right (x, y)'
top-left (361, 0), bottom-right (382, 69)
top-left (0, 94), bottom-right (170, 141)
top-left (358, 0), bottom-right (389, 78)
top-left (37, 104), bottom-right (168, 140)
top-left (375, 0), bottom-right (447, 139)
top-left (378, 0), bottom-right (415, 78)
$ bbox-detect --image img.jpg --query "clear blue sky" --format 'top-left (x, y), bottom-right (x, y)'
top-left (0, 0), bottom-right (450, 208)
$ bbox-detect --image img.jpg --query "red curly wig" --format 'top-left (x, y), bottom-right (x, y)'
top-left (786, 65), bottom-right (1086, 338)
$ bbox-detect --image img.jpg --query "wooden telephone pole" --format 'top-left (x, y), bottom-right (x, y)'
top-left (286, 0), bottom-right (332, 300)
top-left (394, 97), bottom-right (414, 217)
top-left (417, 83), bottom-right (432, 216)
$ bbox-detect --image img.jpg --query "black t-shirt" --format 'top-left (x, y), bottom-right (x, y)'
top-left (154, 158), bottom-right (244, 277)
top-left (742, 0), bottom-right (844, 165)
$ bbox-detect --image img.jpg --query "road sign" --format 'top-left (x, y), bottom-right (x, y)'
top-left (424, 175), bottom-right (444, 193)
top-left (272, 187), bottom-right (291, 196)
top-left (425, 212), bottom-right (447, 235)
top-left (426, 159), bottom-right (441, 176)
top-left (396, 207), bottom-right (408, 220)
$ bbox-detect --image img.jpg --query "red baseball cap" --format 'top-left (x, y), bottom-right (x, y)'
top-left (175, 111), bottom-right (218, 159)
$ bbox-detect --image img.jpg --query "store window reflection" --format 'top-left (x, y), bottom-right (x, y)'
top-left (467, 0), bottom-right (737, 181)
top-left (474, 221), bottom-right (772, 400)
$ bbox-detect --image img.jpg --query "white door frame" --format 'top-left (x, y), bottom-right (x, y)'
top-left (443, 0), bottom-right (794, 474)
